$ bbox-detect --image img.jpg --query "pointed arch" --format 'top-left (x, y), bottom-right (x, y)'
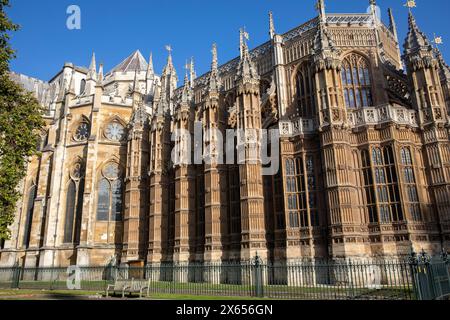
top-left (341, 53), bottom-right (373, 108)
top-left (79, 79), bottom-right (86, 95)
top-left (64, 158), bottom-right (85, 244)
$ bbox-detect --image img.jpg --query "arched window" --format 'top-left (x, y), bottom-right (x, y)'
top-left (341, 54), bottom-right (373, 108)
top-left (111, 180), bottom-right (123, 221)
top-left (361, 149), bottom-right (377, 223)
top-left (96, 163), bottom-right (123, 222)
top-left (295, 63), bottom-right (315, 118)
top-left (23, 184), bottom-right (37, 248)
top-left (79, 79), bottom-right (86, 95)
top-left (361, 146), bottom-right (403, 224)
top-left (64, 180), bottom-right (76, 243)
top-left (284, 156), bottom-right (319, 229)
top-left (97, 179), bottom-right (111, 221)
top-left (64, 162), bottom-right (85, 244)
top-left (400, 147), bottom-right (421, 221)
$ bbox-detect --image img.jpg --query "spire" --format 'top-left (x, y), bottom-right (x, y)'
top-left (133, 70), bottom-right (140, 93)
top-left (160, 45), bottom-right (177, 112)
top-left (97, 63), bottom-right (104, 86)
top-left (189, 57), bottom-right (196, 87)
top-left (146, 52), bottom-right (154, 79)
top-left (315, 0), bottom-right (326, 23)
top-left (236, 28), bottom-right (259, 83)
top-left (162, 45), bottom-right (177, 82)
top-left (211, 43), bottom-right (218, 71)
top-left (165, 45), bottom-right (173, 69)
top-left (369, 0), bottom-right (380, 24)
top-left (239, 28), bottom-right (250, 59)
top-left (181, 69), bottom-right (192, 104)
top-left (207, 43), bottom-right (221, 92)
top-left (434, 47), bottom-right (450, 82)
top-left (87, 52), bottom-right (97, 81)
top-left (68, 71), bottom-right (76, 95)
top-left (388, 8), bottom-right (399, 42)
top-left (312, 4), bottom-right (340, 71)
top-left (404, 10), bottom-right (433, 56)
top-left (269, 11), bottom-right (275, 39)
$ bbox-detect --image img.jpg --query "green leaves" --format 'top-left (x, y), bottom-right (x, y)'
top-left (0, 0), bottom-right (44, 240)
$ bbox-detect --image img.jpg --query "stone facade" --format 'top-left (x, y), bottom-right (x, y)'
top-left (1, 1), bottom-right (450, 268)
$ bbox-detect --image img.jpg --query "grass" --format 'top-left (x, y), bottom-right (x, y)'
top-left (0, 289), bottom-right (269, 301)
top-left (0, 280), bottom-right (414, 300)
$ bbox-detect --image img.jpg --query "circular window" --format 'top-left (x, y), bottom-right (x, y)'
top-left (105, 122), bottom-right (125, 142)
top-left (75, 122), bottom-right (90, 141)
top-left (103, 163), bottom-right (120, 180)
top-left (71, 162), bottom-right (84, 180)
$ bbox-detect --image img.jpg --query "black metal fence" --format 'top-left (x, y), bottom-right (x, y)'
top-left (409, 250), bottom-right (450, 300)
top-left (0, 257), bottom-right (420, 300)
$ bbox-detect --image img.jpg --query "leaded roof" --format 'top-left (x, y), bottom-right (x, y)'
top-left (108, 50), bottom-right (148, 74)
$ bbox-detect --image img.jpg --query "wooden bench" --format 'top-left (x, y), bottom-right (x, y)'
top-left (106, 278), bottom-right (148, 298)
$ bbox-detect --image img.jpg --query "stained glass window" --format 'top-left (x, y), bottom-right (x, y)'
top-left (97, 178), bottom-right (110, 221)
top-left (97, 163), bottom-right (123, 223)
top-left (341, 54), bottom-right (373, 108)
top-left (64, 180), bottom-right (76, 243)
top-left (111, 180), bottom-right (123, 221)
top-left (295, 63), bottom-right (315, 117)
top-left (361, 149), bottom-right (378, 223)
top-left (23, 185), bottom-right (37, 248)
top-left (75, 122), bottom-right (90, 141)
top-left (401, 147), bottom-right (422, 221)
top-left (284, 155), bottom-right (319, 229)
top-left (363, 146), bottom-right (403, 224)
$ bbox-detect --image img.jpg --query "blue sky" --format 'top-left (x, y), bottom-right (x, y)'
top-left (6, 0), bottom-right (450, 81)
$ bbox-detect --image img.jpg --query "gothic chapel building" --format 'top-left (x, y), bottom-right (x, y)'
top-left (1, 1), bottom-right (450, 268)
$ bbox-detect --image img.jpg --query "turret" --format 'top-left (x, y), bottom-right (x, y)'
top-left (311, 0), bottom-right (342, 128)
top-left (403, 11), bottom-right (446, 125)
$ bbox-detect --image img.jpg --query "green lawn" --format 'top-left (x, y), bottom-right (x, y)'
top-left (0, 289), bottom-right (269, 300)
top-left (0, 280), bottom-right (414, 300)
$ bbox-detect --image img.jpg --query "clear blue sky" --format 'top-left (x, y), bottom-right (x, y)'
top-left (6, 0), bottom-right (450, 81)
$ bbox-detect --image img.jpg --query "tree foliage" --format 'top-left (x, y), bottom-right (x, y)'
top-left (0, 0), bottom-right (44, 240)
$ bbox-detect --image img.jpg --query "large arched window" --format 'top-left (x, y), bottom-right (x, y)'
top-left (400, 147), bottom-right (421, 221)
top-left (361, 150), bottom-right (377, 223)
top-left (64, 162), bottom-right (85, 244)
top-left (64, 181), bottom-right (76, 243)
top-left (295, 63), bottom-right (315, 118)
top-left (96, 162), bottom-right (123, 222)
top-left (341, 54), bottom-right (373, 108)
top-left (284, 156), bottom-right (319, 229)
top-left (361, 146), bottom-right (403, 224)
top-left (23, 184), bottom-right (37, 248)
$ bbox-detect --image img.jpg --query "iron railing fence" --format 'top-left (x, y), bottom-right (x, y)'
top-left (409, 250), bottom-right (450, 300)
top-left (0, 258), bottom-right (418, 300)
